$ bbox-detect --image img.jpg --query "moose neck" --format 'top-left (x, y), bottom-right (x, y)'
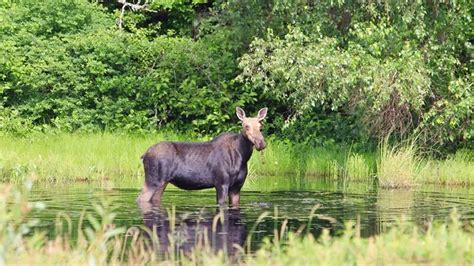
top-left (237, 133), bottom-right (254, 163)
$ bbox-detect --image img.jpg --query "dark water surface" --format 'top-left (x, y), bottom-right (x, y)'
top-left (28, 176), bottom-right (474, 253)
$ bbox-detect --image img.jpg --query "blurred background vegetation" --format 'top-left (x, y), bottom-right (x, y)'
top-left (0, 0), bottom-right (472, 154)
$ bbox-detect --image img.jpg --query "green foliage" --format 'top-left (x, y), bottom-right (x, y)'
top-left (0, 0), bottom-right (472, 152)
top-left (0, 1), bottom-right (111, 38)
top-left (0, 1), bottom-right (256, 134)
top-left (237, 1), bottom-right (472, 149)
top-left (418, 78), bottom-right (473, 150)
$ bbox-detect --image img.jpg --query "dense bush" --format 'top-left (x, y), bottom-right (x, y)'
top-left (0, 1), bottom-right (255, 134)
top-left (0, 1), bottom-right (472, 152)
top-left (237, 1), bottom-right (472, 150)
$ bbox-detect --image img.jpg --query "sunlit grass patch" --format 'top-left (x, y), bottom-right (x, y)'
top-left (0, 132), bottom-right (168, 184)
top-left (377, 140), bottom-right (421, 189)
top-left (304, 147), bottom-right (347, 177)
top-left (419, 151), bottom-right (474, 186)
top-left (249, 139), bottom-right (304, 176)
top-left (343, 152), bottom-right (374, 182)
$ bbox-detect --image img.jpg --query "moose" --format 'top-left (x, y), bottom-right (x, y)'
top-left (137, 107), bottom-right (268, 206)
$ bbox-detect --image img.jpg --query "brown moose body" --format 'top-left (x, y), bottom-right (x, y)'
top-left (137, 107), bottom-right (268, 206)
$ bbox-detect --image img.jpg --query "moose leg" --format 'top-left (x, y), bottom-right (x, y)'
top-left (229, 184), bottom-right (244, 207)
top-left (137, 184), bottom-right (155, 203)
top-left (136, 182), bottom-right (168, 204)
top-left (229, 191), bottom-right (240, 207)
top-left (215, 185), bottom-right (229, 205)
top-left (150, 182), bottom-right (168, 204)
top-left (138, 156), bottom-right (170, 204)
top-left (229, 170), bottom-right (246, 207)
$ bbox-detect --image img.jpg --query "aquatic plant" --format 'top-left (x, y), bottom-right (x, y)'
top-left (248, 210), bottom-right (473, 266)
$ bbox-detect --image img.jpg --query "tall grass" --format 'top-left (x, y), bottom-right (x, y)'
top-left (1, 183), bottom-right (473, 265)
top-left (418, 151), bottom-right (474, 186)
top-left (344, 153), bottom-right (373, 181)
top-left (0, 132), bottom-right (188, 185)
top-left (304, 147), bottom-right (349, 177)
top-left (249, 210), bottom-right (473, 266)
top-left (0, 133), bottom-right (352, 184)
top-left (377, 140), bottom-right (421, 188)
top-left (377, 141), bottom-right (474, 188)
top-left (0, 132), bottom-right (473, 187)
top-left (249, 139), bottom-right (305, 176)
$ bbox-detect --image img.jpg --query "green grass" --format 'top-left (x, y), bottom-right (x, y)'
top-left (376, 141), bottom-right (474, 188)
top-left (0, 132), bottom-right (352, 184)
top-left (249, 211), bottom-right (473, 265)
top-left (1, 183), bottom-right (473, 265)
top-left (0, 132), bottom-right (201, 185)
top-left (377, 140), bottom-right (421, 188)
top-left (0, 132), bottom-right (473, 187)
top-left (304, 146), bottom-right (348, 178)
top-left (249, 139), bottom-right (305, 176)
top-left (343, 152), bottom-right (374, 182)
top-left (418, 151), bottom-right (474, 186)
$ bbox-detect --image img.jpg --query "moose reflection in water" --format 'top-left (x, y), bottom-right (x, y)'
top-left (137, 107), bottom-right (268, 206)
top-left (138, 202), bottom-right (246, 256)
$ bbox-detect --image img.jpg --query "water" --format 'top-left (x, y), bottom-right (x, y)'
top-left (28, 176), bottom-right (474, 254)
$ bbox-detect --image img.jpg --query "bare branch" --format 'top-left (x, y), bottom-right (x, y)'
top-left (117, 0), bottom-right (150, 30)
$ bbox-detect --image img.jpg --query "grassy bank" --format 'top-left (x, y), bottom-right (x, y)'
top-left (1, 184), bottom-right (473, 265)
top-left (0, 132), bottom-right (472, 187)
top-left (0, 132), bottom-right (191, 185)
top-left (0, 132), bottom-right (352, 184)
top-left (376, 141), bottom-right (474, 188)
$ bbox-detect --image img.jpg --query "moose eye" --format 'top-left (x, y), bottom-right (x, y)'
top-left (245, 125), bottom-right (250, 130)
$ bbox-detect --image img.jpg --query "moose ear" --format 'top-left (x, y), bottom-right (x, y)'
top-left (236, 107), bottom-right (246, 121)
top-left (257, 107), bottom-right (268, 121)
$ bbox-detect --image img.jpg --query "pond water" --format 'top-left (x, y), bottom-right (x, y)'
top-left (28, 176), bottom-right (474, 255)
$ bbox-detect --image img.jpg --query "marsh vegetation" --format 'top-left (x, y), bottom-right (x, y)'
top-left (0, 0), bottom-right (472, 264)
top-left (1, 182), bottom-right (473, 265)
top-left (1, 133), bottom-right (472, 187)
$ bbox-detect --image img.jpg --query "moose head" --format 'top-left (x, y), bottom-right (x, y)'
top-left (236, 107), bottom-right (268, 151)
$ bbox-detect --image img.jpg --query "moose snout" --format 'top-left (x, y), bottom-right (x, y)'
top-left (255, 139), bottom-right (266, 151)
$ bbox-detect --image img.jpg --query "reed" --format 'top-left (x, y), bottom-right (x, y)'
top-left (376, 140), bottom-right (421, 188)
top-left (343, 152), bottom-right (374, 182)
